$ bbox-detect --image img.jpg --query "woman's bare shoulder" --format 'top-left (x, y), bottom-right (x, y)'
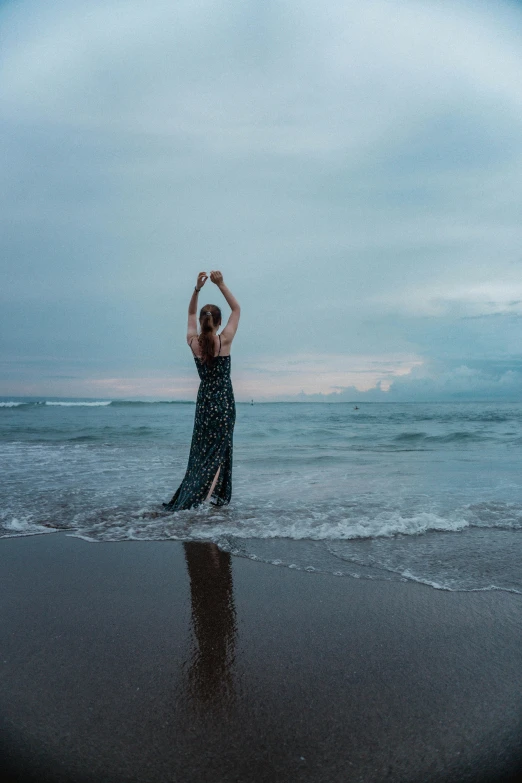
top-left (219, 331), bottom-right (233, 355)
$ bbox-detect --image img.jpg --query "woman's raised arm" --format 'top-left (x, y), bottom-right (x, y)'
top-left (210, 271), bottom-right (240, 343)
top-left (187, 272), bottom-right (207, 343)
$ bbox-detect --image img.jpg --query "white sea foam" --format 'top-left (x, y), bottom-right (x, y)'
top-left (0, 400), bottom-right (112, 407)
top-left (45, 401), bottom-right (111, 407)
top-left (1, 516), bottom-right (58, 537)
top-left (60, 499), bottom-right (522, 546)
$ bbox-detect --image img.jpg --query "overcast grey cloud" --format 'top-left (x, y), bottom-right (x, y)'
top-left (2, 0), bottom-right (522, 400)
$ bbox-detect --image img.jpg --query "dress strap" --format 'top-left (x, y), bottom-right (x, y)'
top-left (218, 334), bottom-right (222, 356)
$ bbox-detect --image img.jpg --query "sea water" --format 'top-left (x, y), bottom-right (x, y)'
top-left (2, 398), bottom-right (522, 593)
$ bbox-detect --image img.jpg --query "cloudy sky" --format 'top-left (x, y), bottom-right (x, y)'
top-left (2, 0), bottom-right (522, 401)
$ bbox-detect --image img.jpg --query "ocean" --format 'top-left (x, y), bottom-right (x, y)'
top-left (1, 398), bottom-right (522, 593)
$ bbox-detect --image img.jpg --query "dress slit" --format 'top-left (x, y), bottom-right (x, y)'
top-left (207, 464), bottom-right (221, 503)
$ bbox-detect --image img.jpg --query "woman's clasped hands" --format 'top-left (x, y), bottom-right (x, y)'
top-left (196, 270), bottom-right (224, 291)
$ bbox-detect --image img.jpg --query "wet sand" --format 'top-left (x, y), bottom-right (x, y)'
top-left (1, 533), bottom-right (521, 783)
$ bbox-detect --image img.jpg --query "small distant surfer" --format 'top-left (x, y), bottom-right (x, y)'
top-left (354, 405), bottom-right (359, 410)
top-left (251, 399), bottom-right (254, 405)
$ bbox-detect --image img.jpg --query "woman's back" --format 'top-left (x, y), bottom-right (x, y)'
top-left (190, 333), bottom-right (231, 359)
top-left (190, 335), bottom-right (232, 384)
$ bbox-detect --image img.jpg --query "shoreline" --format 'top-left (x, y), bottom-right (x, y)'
top-left (1, 533), bottom-right (522, 782)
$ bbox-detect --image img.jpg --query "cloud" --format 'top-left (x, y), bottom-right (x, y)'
top-left (1, 0), bottom-right (522, 398)
top-left (234, 352), bottom-right (423, 398)
top-left (373, 283), bottom-right (522, 318)
top-left (293, 359), bottom-right (522, 402)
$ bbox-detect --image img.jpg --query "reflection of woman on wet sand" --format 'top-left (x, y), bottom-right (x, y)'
top-left (183, 542), bottom-right (237, 706)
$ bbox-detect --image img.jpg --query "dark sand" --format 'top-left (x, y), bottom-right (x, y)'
top-left (1, 534), bottom-right (521, 783)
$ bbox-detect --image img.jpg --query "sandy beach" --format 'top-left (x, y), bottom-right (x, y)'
top-left (1, 533), bottom-right (521, 783)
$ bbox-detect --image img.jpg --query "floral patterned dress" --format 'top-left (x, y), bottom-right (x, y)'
top-left (164, 335), bottom-right (235, 510)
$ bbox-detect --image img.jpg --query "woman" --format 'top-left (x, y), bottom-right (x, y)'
top-left (164, 270), bottom-right (240, 510)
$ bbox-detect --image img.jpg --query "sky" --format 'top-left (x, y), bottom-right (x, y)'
top-left (2, 0), bottom-right (522, 401)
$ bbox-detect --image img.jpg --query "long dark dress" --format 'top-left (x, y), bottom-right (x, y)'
top-left (164, 335), bottom-right (235, 510)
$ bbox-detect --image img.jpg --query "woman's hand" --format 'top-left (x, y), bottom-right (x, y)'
top-left (196, 272), bottom-right (208, 291)
top-left (210, 270), bottom-right (224, 287)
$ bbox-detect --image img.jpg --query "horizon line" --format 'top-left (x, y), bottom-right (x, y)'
top-left (1, 396), bottom-right (520, 405)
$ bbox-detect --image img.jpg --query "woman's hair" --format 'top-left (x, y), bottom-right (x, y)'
top-left (198, 304), bottom-right (222, 365)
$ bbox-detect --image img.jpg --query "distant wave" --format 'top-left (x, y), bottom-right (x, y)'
top-left (46, 401), bottom-right (112, 407)
top-left (394, 431), bottom-right (485, 444)
top-left (109, 400), bottom-right (194, 406)
top-left (409, 412), bottom-right (518, 424)
top-left (0, 400), bottom-right (111, 408)
top-left (0, 399), bottom-right (194, 408)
